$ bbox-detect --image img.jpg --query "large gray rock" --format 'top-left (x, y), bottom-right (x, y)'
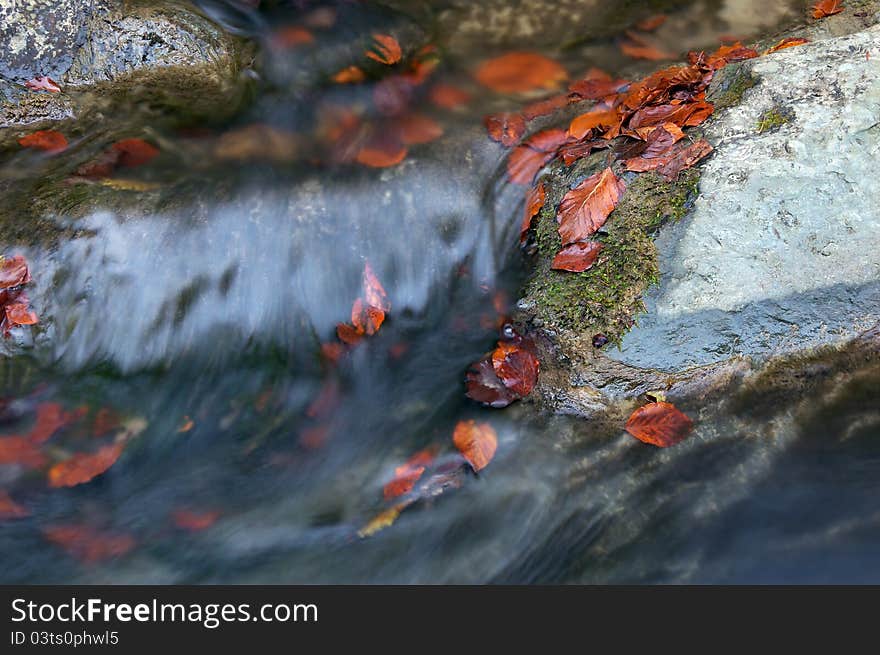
top-left (610, 25), bottom-right (880, 372)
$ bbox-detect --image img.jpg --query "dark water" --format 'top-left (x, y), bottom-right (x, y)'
top-left (3, 0), bottom-right (878, 584)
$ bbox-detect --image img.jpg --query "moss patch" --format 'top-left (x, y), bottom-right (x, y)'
top-left (706, 62), bottom-right (759, 110)
top-left (756, 106), bottom-right (793, 133)
top-left (521, 161), bottom-right (700, 345)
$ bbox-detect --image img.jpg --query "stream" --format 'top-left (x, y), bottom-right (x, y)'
top-left (3, 0), bottom-right (880, 584)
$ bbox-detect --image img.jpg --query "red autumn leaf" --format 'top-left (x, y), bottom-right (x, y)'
top-left (18, 129), bottom-right (68, 154)
top-left (701, 42), bottom-right (759, 69)
top-left (356, 132), bottom-right (407, 168)
top-left (625, 401), bottom-right (694, 447)
top-left (47, 442), bottom-right (124, 488)
top-left (551, 241), bottom-right (604, 272)
top-left (568, 107), bottom-right (622, 140)
top-left (366, 34), bottom-right (403, 65)
top-left (383, 463), bottom-right (426, 500)
top-left (172, 509), bottom-right (220, 531)
top-left (43, 524), bottom-right (135, 563)
top-left (0, 490), bottom-right (29, 520)
top-left (27, 402), bottom-right (85, 444)
top-left (654, 138), bottom-right (714, 180)
top-left (491, 342), bottom-right (539, 397)
top-left (92, 408), bottom-right (121, 437)
top-left (521, 93), bottom-right (571, 121)
top-left (474, 52), bottom-right (567, 94)
top-left (557, 167), bottom-right (625, 245)
top-left (177, 416), bottom-right (194, 433)
top-left (4, 302), bottom-right (37, 329)
top-left (484, 112), bottom-right (526, 147)
top-left (568, 68), bottom-right (629, 101)
top-left (635, 14), bottom-right (668, 32)
top-left (628, 101), bottom-right (714, 130)
top-left (812, 0), bottom-right (844, 19)
top-left (363, 261), bottom-right (390, 312)
top-left (620, 40), bottom-right (675, 61)
top-left (336, 322), bottom-right (365, 345)
top-left (74, 149), bottom-right (121, 179)
top-left (112, 138), bottom-right (159, 168)
top-left (465, 358), bottom-right (519, 408)
top-left (271, 25), bottom-right (314, 48)
top-left (507, 128), bottom-right (570, 185)
top-left (321, 341), bottom-right (345, 364)
top-left (765, 37), bottom-right (810, 54)
top-left (351, 298), bottom-right (385, 335)
top-left (332, 65), bottom-right (366, 84)
top-left (520, 181), bottom-right (546, 241)
top-left (453, 420), bottom-right (498, 472)
top-left (624, 123), bottom-right (686, 170)
top-left (558, 139), bottom-right (610, 166)
top-left (0, 255), bottom-right (30, 289)
top-left (0, 436), bottom-right (46, 468)
top-left (397, 113), bottom-right (443, 145)
top-left (429, 83), bottom-right (471, 109)
top-left (25, 76), bottom-right (61, 93)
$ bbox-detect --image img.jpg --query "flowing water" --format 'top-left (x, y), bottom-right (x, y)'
top-left (2, 0), bottom-right (879, 584)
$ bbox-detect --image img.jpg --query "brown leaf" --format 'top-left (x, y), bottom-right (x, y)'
top-left (764, 37), bottom-right (810, 54)
top-left (485, 112), bottom-right (526, 147)
top-left (429, 83), bottom-right (471, 109)
top-left (214, 124), bottom-right (300, 162)
top-left (0, 436), bottom-right (46, 468)
top-left (520, 182), bottom-right (545, 242)
top-left (812, 0), bottom-right (844, 19)
top-left (620, 39), bottom-right (675, 61)
top-left (474, 52), bottom-right (567, 94)
top-left (351, 298), bottom-right (385, 335)
top-left (47, 443), bottom-right (124, 488)
top-left (628, 101), bottom-right (714, 130)
top-left (397, 113), bottom-right (443, 145)
top-left (568, 68), bottom-right (629, 101)
top-left (654, 138), bottom-right (714, 179)
top-left (27, 402), bottom-right (85, 445)
top-left (366, 34), bottom-right (403, 65)
top-left (356, 132), bottom-right (407, 168)
top-left (382, 448), bottom-right (436, 500)
top-left (18, 130), bottom-right (68, 154)
top-left (112, 138), bottom-right (159, 168)
top-left (625, 401), bottom-right (694, 447)
top-left (25, 76), bottom-right (61, 93)
top-left (465, 358), bottom-right (518, 408)
top-left (453, 420), bottom-right (498, 472)
top-left (635, 14), bottom-right (668, 32)
top-left (43, 524), bottom-right (135, 563)
top-left (558, 139), bottom-right (610, 166)
top-left (568, 107), bottom-right (622, 140)
top-left (0, 255), bottom-right (31, 289)
top-left (551, 241), bottom-right (604, 272)
top-left (506, 128), bottom-right (570, 185)
top-left (521, 93), bottom-right (571, 121)
top-left (491, 342), bottom-right (539, 397)
top-left (557, 167), bottom-right (625, 245)
top-left (332, 65), bottom-right (366, 84)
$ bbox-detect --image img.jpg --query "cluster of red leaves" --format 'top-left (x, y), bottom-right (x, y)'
top-left (0, 255), bottom-right (38, 337)
top-left (465, 338), bottom-right (539, 408)
top-left (336, 262), bottom-right (391, 346)
top-left (812, 0), bottom-right (844, 20)
top-left (625, 400), bottom-right (693, 447)
top-left (18, 129), bottom-right (68, 154)
top-left (74, 138), bottom-right (159, 179)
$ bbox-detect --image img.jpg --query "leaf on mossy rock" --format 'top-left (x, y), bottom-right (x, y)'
top-left (556, 167), bottom-right (625, 245)
top-left (491, 342), bottom-right (539, 397)
top-left (551, 241), bottom-right (604, 272)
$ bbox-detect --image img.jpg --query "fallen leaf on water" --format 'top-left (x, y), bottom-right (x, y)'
top-left (25, 76), bottom-right (61, 93)
top-left (520, 181), bottom-right (545, 241)
top-left (0, 490), bottom-right (29, 520)
top-left (351, 298), bottom-right (385, 335)
top-left (764, 37), bottom-right (810, 54)
top-left (172, 509), bottom-right (220, 531)
top-left (299, 424), bottom-right (330, 450)
top-left (47, 442), bottom-right (124, 488)
top-left (271, 26), bottom-right (314, 48)
top-left (366, 34), bottom-right (403, 65)
top-left (625, 400), bottom-right (693, 447)
top-left (551, 241), bottom-right (604, 272)
top-left (429, 83), bottom-right (471, 109)
top-left (356, 132), bottom-right (407, 168)
top-left (812, 0), bottom-right (844, 19)
top-left (620, 40), bottom-right (675, 61)
top-left (27, 402), bottom-right (85, 444)
top-left (362, 261), bottom-right (390, 312)
top-left (98, 178), bottom-right (161, 192)
top-left (474, 52), bottom-right (567, 94)
top-left (0, 436), bottom-right (46, 467)
top-left (491, 342), bottom-right (540, 397)
top-left (358, 503), bottom-right (405, 538)
top-left (397, 113), bottom-right (444, 145)
top-left (332, 65), bottom-right (366, 84)
top-left (507, 128), bottom-right (570, 185)
top-left (382, 448), bottom-right (438, 501)
top-left (112, 138), bottom-right (160, 168)
top-left (556, 167), bottom-right (625, 245)
top-left (465, 358), bottom-right (519, 408)
top-left (4, 301), bottom-right (38, 330)
top-left (453, 420), bottom-right (498, 472)
top-left (0, 255), bottom-right (30, 289)
top-left (485, 112), bottom-right (526, 147)
top-left (635, 14), bottom-right (668, 32)
top-left (18, 130), bottom-right (68, 153)
top-left (43, 524), bottom-right (135, 563)
top-left (177, 416), bottom-right (194, 433)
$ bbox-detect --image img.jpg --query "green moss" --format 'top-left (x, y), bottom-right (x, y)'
top-left (756, 106), bottom-right (793, 133)
top-left (706, 63), bottom-right (759, 110)
top-left (522, 166), bottom-right (700, 345)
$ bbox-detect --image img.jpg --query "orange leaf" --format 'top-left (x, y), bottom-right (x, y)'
top-left (764, 37), bottom-right (810, 54)
top-left (4, 302), bottom-right (38, 328)
top-left (337, 322), bottom-right (365, 345)
top-left (383, 465), bottom-right (425, 500)
top-left (551, 241), bottom-right (604, 272)
top-left (620, 40), bottom-right (675, 61)
top-left (641, 138), bottom-right (714, 180)
top-left (177, 416), bottom-right (194, 433)
top-left (363, 261), bottom-right (390, 312)
top-left (568, 68), bottom-right (628, 101)
top-left (491, 342), bottom-right (539, 397)
top-left (332, 65), bottom-right (366, 84)
top-left (453, 420), bottom-right (498, 472)
top-left (397, 113), bottom-right (444, 145)
top-left (812, 0), bottom-right (844, 19)
top-left (18, 130), bottom-right (68, 153)
top-left (520, 181), bottom-right (545, 241)
top-left (351, 298), bottom-right (385, 335)
top-left (366, 34), bottom-right (403, 65)
top-left (271, 26), bottom-right (314, 48)
top-left (172, 509), bottom-right (220, 531)
top-left (465, 358), bottom-right (519, 408)
top-left (635, 14), bottom-right (668, 32)
top-left (521, 93), bottom-right (571, 121)
top-left (112, 138), bottom-right (159, 168)
top-left (27, 402), bottom-right (84, 445)
top-left (0, 490), bottom-right (29, 520)
top-left (568, 107), bottom-right (622, 140)
top-left (43, 524), bottom-right (135, 563)
top-left (507, 128), bottom-right (570, 185)
top-left (628, 101), bottom-right (714, 130)
top-left (556, 167), bottom-right (625, 245)
top-left (25, 76), bottom-right (61, 93)
top-left (356, 133), bottom-right (407, 168)
top-left (48, 443), bottom-right (124, 488)
top-left (625, 401), bottom-right (693, 447)
top-left (484, 112), bottom-right (526, 147)
top-left (429, 83), bottom-right (471, 109)
top-left (558, 139), bottom-right (609, 166)
top-left (474, 52), bottom-right (567, 94)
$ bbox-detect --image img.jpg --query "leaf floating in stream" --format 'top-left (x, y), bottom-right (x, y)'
top-left (474, 52), bottom-right (567, 94)
top-left (491, 342), bottom-right (540, 397)
top-left (625, 401), bottom-right (694, 447)
top-left (48, 443), bottom-right (125, 488)
top-left (453, 420), bottom-right (498, 472)
top-left (0, 255), bottom-right (38, 337)
top-left (18, 130), bottom-right (68, 154)
top-left (366, 34), bottom-right (402, 65)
